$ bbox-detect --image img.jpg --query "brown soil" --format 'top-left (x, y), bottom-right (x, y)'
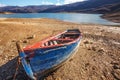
top-left (0, 18), bottom-right (120, 80)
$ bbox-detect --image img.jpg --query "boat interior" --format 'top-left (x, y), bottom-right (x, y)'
top-left (23, 29), bottom-right (81, 51)
top-left (23, 29), bottom-right (81, 59)
top-left (42, 29), bottom-right (80, 47)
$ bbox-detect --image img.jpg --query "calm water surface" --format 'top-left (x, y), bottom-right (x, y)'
top-left (0, 13), bottom-right (120, 25)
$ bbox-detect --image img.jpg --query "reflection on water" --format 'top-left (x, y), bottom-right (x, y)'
top-left (0, 13), bottom-right (120, 25)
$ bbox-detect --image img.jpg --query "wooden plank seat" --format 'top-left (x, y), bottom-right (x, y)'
top-left (42, 38), bottom-right (73, 47)
top-left (43, 40), bottom-right (58, 46)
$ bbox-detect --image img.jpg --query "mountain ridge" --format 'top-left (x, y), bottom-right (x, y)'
top-left (0, 0), bottom-right (120, 22)
top-left (0, 0), bottom-right (120, 13)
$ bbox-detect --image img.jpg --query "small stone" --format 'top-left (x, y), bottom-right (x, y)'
top-left (12, 39), bottom-right (16, 42)
top-left (2, 69), bottom-right (6, 73)
top-left (111, 61), bottom-right (119, 65)
top-left (84, 40), bottom-right (89, 44)
top-left (19, 40), bottom-right (22, 43)
top-left (113, 65), bottom-right (120, 69)
top-left (8, 55), bottom-right (15, 60)
top-left (88, 47), bottom-right (91, 50)
top-left (6, 75), bottom-right (13, 80)
top-left (101, 30), bottom-right (105, 32)
top-left (23, 40), bottom-right (28, 43)
top-left (27, 35), bottom-right (35, 39)
top-left (98, 48), bottom-right (105, 53)
top-left (101, 75), bottom-right (106, 80)
top-left (85, 63), bottom-right (90, 67)
top-left (32, 35), bottom-right (35, 38)
top-left (91, 46), bottom-right (96, 51)
top-left (69, 58), bottom-right (73, 62)
top-left (93, 59), bottom-right (96, 61)
top-left (118, 58), bottom-right (120, 60)
top-left (112, 70), bottom-right (120, 79)
top-left (90, 42), bottom-right (93, 44)
top-left (3, 55), bottom-right (8, 60)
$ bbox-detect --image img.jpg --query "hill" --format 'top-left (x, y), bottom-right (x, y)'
top-left (41, 0), bottom-right (120, 13)
top-left (0, 0), bottom-right (120, 22)
top-left (0, 0), bottom-right (120, 13)
top-left (0, 5), bottom-right (56, 13)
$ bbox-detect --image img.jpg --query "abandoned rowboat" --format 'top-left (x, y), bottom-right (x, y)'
top-left (16, 29), bottom-right (82, 80)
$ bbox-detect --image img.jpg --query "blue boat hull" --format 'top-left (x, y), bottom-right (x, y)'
top-left (17, 29), bottom-right (82, 79)
top-left (28, 37), bottom-right (81, 79)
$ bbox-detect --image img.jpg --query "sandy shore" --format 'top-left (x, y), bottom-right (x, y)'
top-left (0, 18), bottom-right (120, 80)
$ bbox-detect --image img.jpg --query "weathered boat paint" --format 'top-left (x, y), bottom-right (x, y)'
top-left (19, 52), bottom-right (36, 80)
top-left (17, 29), bottom-right (82, 79)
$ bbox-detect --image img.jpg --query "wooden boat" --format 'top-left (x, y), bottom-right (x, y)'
top-left (16, 29), bottom-right (82, 80)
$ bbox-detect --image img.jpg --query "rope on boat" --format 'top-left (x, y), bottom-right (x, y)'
top-left (14, 42), bottom-right (37, 80)
top-left (13, 56), bottom-right (21, 80)
top-left (13, 42), bottom-right (23, 80)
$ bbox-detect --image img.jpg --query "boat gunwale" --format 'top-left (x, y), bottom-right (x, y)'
top-left (24, 30), bottom-right (82, 50)
top-left (40, 35), bottom-right (81, 49)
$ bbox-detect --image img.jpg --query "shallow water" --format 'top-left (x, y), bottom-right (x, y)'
top-left (0, 13), bottom-right (120, 25)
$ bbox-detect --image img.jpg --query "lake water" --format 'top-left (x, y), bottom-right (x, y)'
top-left (0, 13), bottom-right (120, 25)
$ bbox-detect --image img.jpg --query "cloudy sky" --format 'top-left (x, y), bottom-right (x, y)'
top-left (0, 0), bottom-right (86, 6)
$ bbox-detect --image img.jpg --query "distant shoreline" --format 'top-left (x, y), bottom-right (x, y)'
top-left (0, 12), bottom-right (14, 14)
top-left (101, 13), bottom-right (120, 23)
top-left (0, 12), bottom-right (120, 24)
